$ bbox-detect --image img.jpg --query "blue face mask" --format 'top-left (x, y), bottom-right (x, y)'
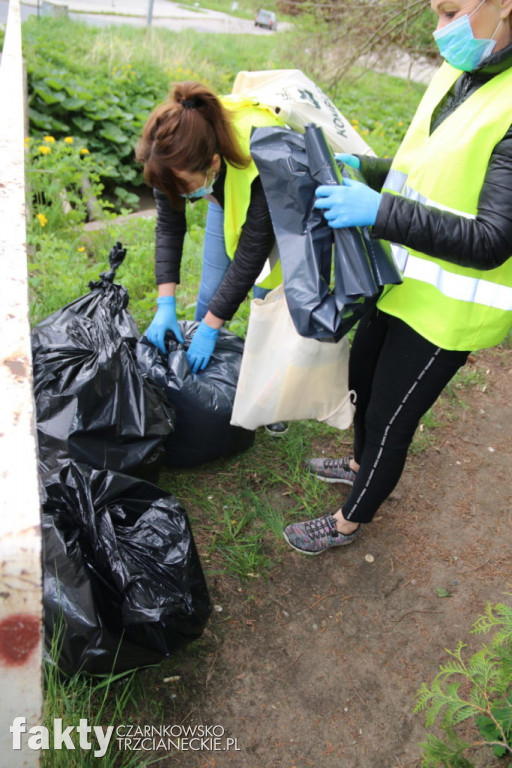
top-left (180, 171), bottom-right (216, 200)
top-left (433, 0), bottom-right (501, 71)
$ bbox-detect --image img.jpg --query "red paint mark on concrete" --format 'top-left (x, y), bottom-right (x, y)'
top-left (4, 358), bottom-right (28, 379)
top-left (0, 614), bottom-right (40, 666)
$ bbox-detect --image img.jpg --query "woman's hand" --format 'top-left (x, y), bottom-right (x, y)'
top-left (334, 153), bottom-right (361, 170)
top-left (186, 320), bottom-right (220, 373)
top-left (314, 179), bottom-right (382, 228)
top-left (145, 296), bottom-right (184, 354)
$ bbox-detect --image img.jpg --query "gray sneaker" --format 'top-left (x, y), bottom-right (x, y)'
top-left (283, 514), bottom-right (361, 555)
top-left (304, 456), bottom-right (357, 485)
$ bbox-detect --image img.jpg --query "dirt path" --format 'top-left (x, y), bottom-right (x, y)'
top-left (144, 346), bottom-right (511, 768)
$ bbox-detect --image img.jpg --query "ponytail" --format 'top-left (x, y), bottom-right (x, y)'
top-left (136, 81), bottom-right (250, 200)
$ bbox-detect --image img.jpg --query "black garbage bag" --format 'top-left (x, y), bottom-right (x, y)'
top-left (250, 124), bottom-right (402, 342)
top-left (42, 461), bottom-right (211, 675)
top-left (136, 322), bottom-right (255, 468)
top-left (32, 242), bottom-right (174, 482)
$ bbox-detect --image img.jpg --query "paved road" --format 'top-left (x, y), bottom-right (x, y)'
top-left (0, 0), bottom-right (286, 34)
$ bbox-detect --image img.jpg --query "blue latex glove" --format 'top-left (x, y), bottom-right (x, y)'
top-left (145, 296), bottom-right (184, 354)
top-left (186, 321), bottom-right (219, 373)
top-left (334, 153), bottom-right (361, 170)
top-left (314, 178), bottom-right (382, 228)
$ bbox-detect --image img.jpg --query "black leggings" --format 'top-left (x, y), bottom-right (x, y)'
top-left (342, 307), bottom-right (470, 524)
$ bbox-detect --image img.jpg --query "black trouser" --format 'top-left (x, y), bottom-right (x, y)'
top-left (342, 307), bottom-right (470, 524)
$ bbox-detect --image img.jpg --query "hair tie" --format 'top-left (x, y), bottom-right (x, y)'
top-left (179, 97), bottom-right (198, 110)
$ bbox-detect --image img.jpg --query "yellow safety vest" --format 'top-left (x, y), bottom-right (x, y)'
top-left (377, 62), bottom-right (512, 351)
top-left (220, 95), bottom-right (284, 289)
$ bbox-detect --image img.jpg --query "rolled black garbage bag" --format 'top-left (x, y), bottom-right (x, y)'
top-left (304, 124), bottom-right (402, 291)
top-left (250, 125), bottom-right (401, 342)
top-left (42, 461), bottom-right (212, 675)
top-left (32, 242), bottom-right (174, 482)
top-left (251, 127), bottom-right (372, 341)
top-left (304, 123), bottom-right (379, 298)
top-left (135, 321), bottom-right (255, 468)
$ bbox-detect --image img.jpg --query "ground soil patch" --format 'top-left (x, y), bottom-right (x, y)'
top-left (140, 346), bottom-right (511, 768)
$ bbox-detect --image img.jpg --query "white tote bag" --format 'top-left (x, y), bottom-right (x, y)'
top-left (232, 68), bottom-right (375, 156)
top-left (231, 286), bottom-right (355, 431)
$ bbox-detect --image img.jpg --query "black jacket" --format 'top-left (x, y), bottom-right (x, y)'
top-left (153, 159), bottom-right (275, 321)
top-left (361, 41), bottom-right (512, 271)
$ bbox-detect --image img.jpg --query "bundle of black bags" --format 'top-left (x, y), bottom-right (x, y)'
top-left (32, 242), bottom-right (253, 674)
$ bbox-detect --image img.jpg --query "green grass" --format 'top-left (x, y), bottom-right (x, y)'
top-left (155, 418), bottom-right (351, 581)
top-left (44, 628), bottom-right (151, 767)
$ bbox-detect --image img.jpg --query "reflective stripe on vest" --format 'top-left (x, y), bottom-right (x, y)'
top-left (377, 62), bottom-right (512, 350)
top-left (390, 249), bottom-right (512, 311)
top-left (385, 170), bottom-right (476, 218)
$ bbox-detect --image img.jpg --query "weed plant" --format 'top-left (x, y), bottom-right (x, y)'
top-left (415, 599), bottom-right (512, 767)
top-left (26, 134), bottom-right (109, 230)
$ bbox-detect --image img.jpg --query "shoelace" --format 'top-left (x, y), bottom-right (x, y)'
top-left (305, 515), bottom-right (338, 539)
top-left (323, 458), bottom-right (351, 471)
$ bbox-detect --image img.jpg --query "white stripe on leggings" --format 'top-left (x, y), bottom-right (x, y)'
top-left (345, 347), bottom-right (442, 520)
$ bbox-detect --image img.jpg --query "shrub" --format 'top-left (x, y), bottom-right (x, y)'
top-left (23, 17), bottom-right (172, 206)
top-left (22, 16), bottom-right (288, 210)
top-left (415, 600), bottom-right (512, 767)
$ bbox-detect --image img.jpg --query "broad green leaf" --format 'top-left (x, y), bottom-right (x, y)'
top-left (64, 85), bottom-right (94, 101)
top-left (117, 166), bottom-right (137, 182)
top-left (99, 123), bottom-right (129, 143)
top-left (28, 107), bottom-right (54, 131)
top-left (71, 116), bottom-right (94, 132)
top-left (61, 97), bottom-right (87, 111)
top-left (33, 84), bottom-right (66, 105)
top-left (113, 142), bottom-right (135, 159)
top-left (44, 77), bottom-right (65, 91)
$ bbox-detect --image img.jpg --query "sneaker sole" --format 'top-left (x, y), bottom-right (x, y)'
top-left (282, 529), bottom-right (358, 555)
top-left (282, 530), bottom-right (324, 555)
top-left (307, 474), bottom-right (354, 486)
top-left (265, 428), bottom-right (289, 437)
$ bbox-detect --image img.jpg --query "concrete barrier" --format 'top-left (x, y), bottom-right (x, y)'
top-left (0, 0), bottom-right (43, 765)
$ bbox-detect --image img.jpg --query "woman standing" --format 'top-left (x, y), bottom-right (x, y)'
top-left (284, 0), bottom-right (512, 553)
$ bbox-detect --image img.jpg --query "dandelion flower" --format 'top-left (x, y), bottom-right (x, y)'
top-left (64, 137), bottom-right (74, 144)
top-left (38, 145), bottom-right (51, 155)
top-left (43, 135), bottom-right (55, 143)
top-left (24, 137), bottom-right (31, 146)
top-left (78, 246), bottom-right (86, 252)
top-left (79, 148), bottom-right (90, 155)
top-left (37, 213), bottom-right (48, 227)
